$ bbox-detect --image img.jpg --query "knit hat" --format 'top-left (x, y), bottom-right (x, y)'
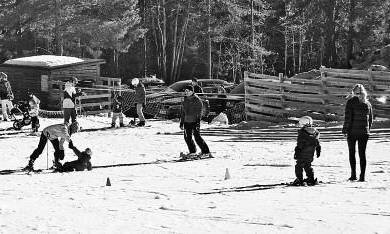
top-left (298, 116), bottom-right (313, 127)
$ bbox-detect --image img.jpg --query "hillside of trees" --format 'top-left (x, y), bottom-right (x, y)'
top-left (0, 0), bottom-right (389, 84)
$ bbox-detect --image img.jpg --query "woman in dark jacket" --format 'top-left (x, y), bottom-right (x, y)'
top-left (342, 84), bottom-right (373, 182)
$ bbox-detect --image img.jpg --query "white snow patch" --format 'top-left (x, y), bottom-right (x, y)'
top-left (3, 55), bottom-right (84, 67)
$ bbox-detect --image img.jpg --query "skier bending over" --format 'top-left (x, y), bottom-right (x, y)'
top-left (292, 116), bottom-right (321, 186)
top-left (23, 121), bottom-right (80, 171)
top-left (58, 140), bottom-right (92, 172)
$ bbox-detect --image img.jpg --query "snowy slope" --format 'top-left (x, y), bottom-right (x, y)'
top-left (0, 117), bottom-right (389, 233)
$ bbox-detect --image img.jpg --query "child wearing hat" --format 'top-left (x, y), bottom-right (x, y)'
top-left (292, 116), bottom-right (321, 186)
top-left (59, 140), bottom-right (92, 172)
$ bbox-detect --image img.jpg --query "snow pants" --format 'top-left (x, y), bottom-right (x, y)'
top-left (183, 122), bottom-right (210, 154)
top-left (30, 134), bottom-right (64, 163)
top-left (295, 158), bottom-right (314, 181)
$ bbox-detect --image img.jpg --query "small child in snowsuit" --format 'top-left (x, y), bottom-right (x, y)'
top-left (111, 95), bottom-right (124, 127)
top-left (292, 116), bottom-right (321, 186)
top-left (28, 92), bottom-right (40, 133)
top-left (59, 140), bottom-right (92, 172)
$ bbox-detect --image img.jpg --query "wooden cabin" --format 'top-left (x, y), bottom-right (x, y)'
top-left (0, 55), bottom-right (114, 110)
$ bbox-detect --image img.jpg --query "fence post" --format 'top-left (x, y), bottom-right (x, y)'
top-left (279, 73), bottom-right (286, 117)
top-left (320, 66), bottom-right (330, 120)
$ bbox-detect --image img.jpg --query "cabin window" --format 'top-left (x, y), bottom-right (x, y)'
top-left (41, 75), bottom-right (49, 91)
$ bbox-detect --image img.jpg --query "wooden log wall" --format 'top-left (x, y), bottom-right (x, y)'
top-left (244, 67), bottom-right (390, 122)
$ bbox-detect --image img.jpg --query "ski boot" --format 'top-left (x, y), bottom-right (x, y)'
top-left (137, 121), bottom-right (145, 127)
top-left (119, 123), bottom-right (125, 127)
top-left (291, 178), bottom-right (304, 186)
top-left (22, 159), bottom-right (35, 171)
top-left (306, 177), bottom-right (318, 186)
top-left (111, 123), bottom-right (116, 128)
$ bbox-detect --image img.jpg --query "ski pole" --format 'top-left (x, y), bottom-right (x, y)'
top-left (46, 143), bottom-right (49, 170)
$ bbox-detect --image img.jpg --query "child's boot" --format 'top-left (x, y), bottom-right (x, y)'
top-left (22, 159), bottom-right (35, 171)
top-left (120, 122), bottom-right (124, 127)
top-left (137, 121), bottom-right (145, 127)
top-left (111, 123), bottom-right (116, 128)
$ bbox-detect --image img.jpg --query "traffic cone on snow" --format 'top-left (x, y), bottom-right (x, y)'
top-left (106, 177), bottom-right (111, 186)
top-left (224, 168), bottom-right (231, 180)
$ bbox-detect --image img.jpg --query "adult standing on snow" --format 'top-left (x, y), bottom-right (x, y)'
top-left (63, 77), bottom-right (84, 125)
top-left (0, 72), bottom-right (14, 121)
top-left (342, 84), bottom-right (373, 182)
top-left (23, 121), bottom-right (80, 171)
top-left (180, 85), bottom-right (210, 156)
top-left (132, 78), bottom-right (146, 126)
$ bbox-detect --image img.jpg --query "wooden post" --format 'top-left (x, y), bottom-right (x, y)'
top-left (320, 66), bottom-right (330, 120)
top-left (279, 73), bottom-right (286, 118)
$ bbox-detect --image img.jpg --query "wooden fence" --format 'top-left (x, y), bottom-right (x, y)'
top-left (52, 77), bottom-right (121, 115)
top-left (244, 67), bottom-right (390, 122)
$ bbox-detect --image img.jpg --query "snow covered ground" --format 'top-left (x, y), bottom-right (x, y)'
top-left (0, 116), bottom-right (389, 233)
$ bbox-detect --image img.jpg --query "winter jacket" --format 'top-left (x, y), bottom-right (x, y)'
top-left (42, 124), bottom-right (71, 150)
top-left (62, 144), bottom-right (92, 172)
top-left (62, 82), bottom-right (83, 108)
top-left (28, 95), bottom-right (40, 117)
top-left (0, 80), bottom-right (14, 100)
top-left (112, 99), bottom-right (123, 113)
top-left (342, 96), bottom-right (373, 136)
top-left (180, 94), bottom-right (203, 124)
top-left (193, 85), bottom-right (203, 94)
top-left (294, 126), bottom-right (321, 160)
top-left (134, 83), bottom-right (146, 104)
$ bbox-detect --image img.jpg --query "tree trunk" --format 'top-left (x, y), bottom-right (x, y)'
top-left (207, 0), bottom-right (212, 79)
top-left (346, 0), bottom-right (355, 68)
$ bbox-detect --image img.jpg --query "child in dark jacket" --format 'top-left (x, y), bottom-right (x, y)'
top-left (59, 140), bottom-right (92, 172)
top-left (292, 116), bottom-right (321, 186)
top-left (111, 95), bottom-right (124, 127)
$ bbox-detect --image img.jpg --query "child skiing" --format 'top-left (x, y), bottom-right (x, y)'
top-left (23, 121), bottom-right (80, 171)
top-left (28, 92), bottom-right (40, 133)
top-left (179, 85), bottom-right (211, 159)
top-left (292, 116), bottom-right (321, 186)
top-left (111, 95), bottom-right (124, 128)
top-left (58, 140), bottom-right (92, 172)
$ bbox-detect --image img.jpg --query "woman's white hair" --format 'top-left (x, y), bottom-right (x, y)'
top-left (352, 84), bottom-right (368, 102)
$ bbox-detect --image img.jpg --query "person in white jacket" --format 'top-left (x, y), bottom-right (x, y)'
top-left (23, 121), bottom-right (80, 171)
top-left (63, 77), bottom-right (84, 124)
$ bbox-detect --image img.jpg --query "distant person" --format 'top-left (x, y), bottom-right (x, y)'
top-left (342, 84), bottom-right (373, 182)
top-left (58, 140), bottom-right (92, 172)
top-left (191, 77), bottom-right (203, 94)
top-left (111, 95), bottom-right (124, 128)
top-left (292, 116), bottom-right (321, 186)
top-left (0, 72), bottom-right (14, 121)
top-left (63, 77), bottom-right (84, 124)
top-left (180, 85), bottom-right (211, 157)
top-left (132, 78), bottom-right (146, 126)
top-left (28, 92), bottom-right (41, 133)
top-left (23, 122), bottom-right (80, 171)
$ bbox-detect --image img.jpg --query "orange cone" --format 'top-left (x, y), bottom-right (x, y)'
top-left (106, 177), bottom-right (111, 186)
top-left (224, 168), bottom-right (231, 180)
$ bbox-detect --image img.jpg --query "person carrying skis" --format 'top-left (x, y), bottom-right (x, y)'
top-left (58, 140), bottom-right (92, 172)
top-left (23, 121), bottom-right (80, 171)
top-left (179, 85), bottom-right (211, 158)
top-left (292, 116), bottom-right (321, 186)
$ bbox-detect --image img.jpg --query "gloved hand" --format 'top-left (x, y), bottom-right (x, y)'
top-left (68, 140), bottom-right (74, 149)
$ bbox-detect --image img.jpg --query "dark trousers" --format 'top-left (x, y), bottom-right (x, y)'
top-left (31, 116), bottom-right (39, 131)
top-left (63, 108), bottom-right (77, 124)
top-left (295, 159), bottom-right (314, 181)
top-left (184, 122), bottom-right (210, 154)
top-left (30, 134), bottom-right (62, 162)
top-left (347, 134), bottom-right (369, 179)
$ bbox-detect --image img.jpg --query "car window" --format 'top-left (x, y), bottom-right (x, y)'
top-left (166, 81), bottom-right (190, 92)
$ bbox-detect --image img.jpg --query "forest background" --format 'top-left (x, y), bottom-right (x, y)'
top-left (0, 0), bottom-right (389, 85)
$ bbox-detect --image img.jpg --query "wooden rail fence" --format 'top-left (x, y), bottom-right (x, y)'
top-left (244, 67), bottom-right (390, 122)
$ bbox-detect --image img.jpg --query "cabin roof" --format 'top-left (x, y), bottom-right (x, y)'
top-left (0, 55), bottom-right (105, 70)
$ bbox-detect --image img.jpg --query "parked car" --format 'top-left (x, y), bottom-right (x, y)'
top-left (124, 79), bottom-right (234, 119)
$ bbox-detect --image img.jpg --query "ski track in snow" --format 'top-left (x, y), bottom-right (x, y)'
top-left (0, 116), bottom-right (389, 233)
